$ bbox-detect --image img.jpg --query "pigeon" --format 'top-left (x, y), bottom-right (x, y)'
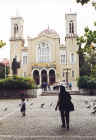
top-left (86, 105), bottom-right (91, 109)
top-left (91, 104), bottom-right (96, 114)
top-left (40, 103), bottom-right (45, 108)
top-left (30, 103), bottom-right (33, 106)
top-left (19, 104), bottom-right (21, 106)
top-left (91, 109), bottom-right (96, 114)
top-left (50, 103), bottom-right (53, 107)
top-left (93, 106), bottom-right (96, 110)
top-left (4, 107), bottom-right (7, 111)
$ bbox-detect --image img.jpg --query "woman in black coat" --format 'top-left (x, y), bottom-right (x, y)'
top-left (55, 85), bottom-right (73, 130)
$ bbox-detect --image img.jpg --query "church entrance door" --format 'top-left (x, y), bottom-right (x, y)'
top-left (49, 70), bottom-right (55, 85)
top-left (41, 70), bottom-right (47, 88)
top-left (33, 70), bottom-right (40, 85)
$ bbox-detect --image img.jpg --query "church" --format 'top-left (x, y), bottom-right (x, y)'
top-left (10, 12), bottom-right (79, 88)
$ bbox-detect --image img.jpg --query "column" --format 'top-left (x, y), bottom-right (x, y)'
top-left (47, 70), bottom-right (49, 84)
top-left (39, 70), bottom-right (41, 86)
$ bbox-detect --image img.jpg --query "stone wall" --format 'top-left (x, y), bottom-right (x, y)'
top-left (0, 89), bottom-right (37, 99)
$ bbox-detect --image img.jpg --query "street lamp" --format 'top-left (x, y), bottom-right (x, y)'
top-left (63, 65), bottom-right (71, 87)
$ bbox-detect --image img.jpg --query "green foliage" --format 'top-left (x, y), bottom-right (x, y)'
top-left (77, 37), bottom-right (85, 66)
top-left (0, 76), bottom-right (36, 89)
top-left (0, 40), bottom-right (6, 48)
top-left (94, 22), bottom-right (96, 26)
top-left (77, 25), bottom-right (96, 54)
top-left (77, 36), bottom-right (89, 76)
top-left (88, 79), bottom-right (96, 89)
top-left (76, 0), bottom-right (96, 11)
top-left (80, 61), bottom-right (91, 76)
top-left (77, 76), bottom-right (90, 88)
top-left (78, 76), bottom-right (96, 89)
top-left (77, 36), bottom-right (85, 46)
top-left (76, 0), bottom-right (90, 5)
top-left (77, 25), bottom-right (96, 55)
top-left (77, 22), bottom-right (96, 77)
top-left (0, 63), bottom-right (9, 79)
top-left (91, 64), bottom-right (96, 77)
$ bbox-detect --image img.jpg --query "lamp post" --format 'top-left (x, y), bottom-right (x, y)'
top-left (63, 65), bottom-right (71, 88)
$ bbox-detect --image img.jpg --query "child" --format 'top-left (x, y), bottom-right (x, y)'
top-left (20, 98), bottom-right (26, 117)
top-left (69, 82), bottom-right (72, 90)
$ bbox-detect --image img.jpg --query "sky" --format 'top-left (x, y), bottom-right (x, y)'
top-left (0, 0), bottom-right (96, 60)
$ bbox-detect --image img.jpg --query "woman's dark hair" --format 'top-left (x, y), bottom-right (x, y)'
top-left (60, 85), bottom-right (66, 93)
top-left (22, 98), bottom-right (25, 101)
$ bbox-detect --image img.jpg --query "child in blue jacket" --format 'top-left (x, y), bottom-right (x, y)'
top-left (21, 98), bottom-right (26, 117)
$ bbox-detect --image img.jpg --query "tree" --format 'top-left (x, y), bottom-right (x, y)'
top-left (76, 0), bottom-right (90, 5)
top-left (77, 36), bottom-right (90, 76)
top-left (0, 40), bottom-right (6, 48)
top-left (76, 0), bottom-right (96, 9)
top-left (0, 40), bottom-right (7, 78)
top-left (77, 23), bottom-right (96, 76)
top-left (77, 36), bottom-right (85, 67)
top-left (0, 63), bottom-right (9, 79)
top-left (80, 61), bottom-right (91, 76)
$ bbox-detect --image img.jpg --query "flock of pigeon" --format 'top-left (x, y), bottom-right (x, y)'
top-left (2, 98), bottom-right (96, 115)
top-left (19, 100), bottom-right (55, 109)
top-left (0, 101), bottom-right (55, 114)
top-left (40, 103), bottom-right (53, 108)
top-left (85, 99), bottom-right (96, 114)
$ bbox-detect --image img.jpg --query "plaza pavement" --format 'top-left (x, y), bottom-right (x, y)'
top-left (0, 94), bottom-right (96, 139)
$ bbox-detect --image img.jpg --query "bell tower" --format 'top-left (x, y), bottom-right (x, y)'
top-left (10, 13), bottom-right (24, 76)
top-left (65, 13), bottom-right (77, 38)
top-left (10, 13), bottom-right (24, 40)
top-left (64, 12), bottom-right (79, 88)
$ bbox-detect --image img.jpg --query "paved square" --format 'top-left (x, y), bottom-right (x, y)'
top-left (0, 95), bottom-right (96, 139)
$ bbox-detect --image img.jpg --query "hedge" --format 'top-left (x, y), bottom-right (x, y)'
top-left (77, 76), bottom-right (96, 89)
top-left (0, 76), bottom-right (36, 89)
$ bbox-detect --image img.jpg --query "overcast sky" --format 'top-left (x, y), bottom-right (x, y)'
top-left (0, 0), bottom-right (96, 60)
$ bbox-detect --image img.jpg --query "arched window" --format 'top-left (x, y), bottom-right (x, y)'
top-left (69, 22), bottom-right (71, 34)
top-left (37, 42), bottom-right (50, 63)
top-left (14, 24), bottom-right (18, 34)
top-left (61, 55), bottom-right (66, 64)
top-left (49, 69), bottom-right (55, 84)
top-left (38, 46), bottom-right (41, 61)
top-left (69, 21), bottom-right (74, 34)
top-left (71, 53), bottom-right (74, 64)
top-left (62, 72), bottom-right (64, 77)
top-left (33, 70), bottom-right (40, 85)
top-left (22, 52), bottom-right (28, 64)
top-left (72, 70), bottom-right (74, 77)
top-left (72, 22), bottom-right (74, 33)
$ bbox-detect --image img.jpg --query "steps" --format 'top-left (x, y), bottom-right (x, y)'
top-left (41, 90), bottom-right (80, 96)
top-left (0, 135), bottom-right (95, 140)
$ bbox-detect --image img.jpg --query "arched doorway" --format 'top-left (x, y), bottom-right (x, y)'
top-left (49, 70), bottom-right (55, 85)
top-left (33, 70), bottom-right (40, 85)
top-left (41, 70), bottom-right (47, 85)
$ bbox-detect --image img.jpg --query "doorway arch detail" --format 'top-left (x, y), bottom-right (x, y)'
top-left (49, 69), bottom-right (56, 85)
top-left (33, 70), bottom-right (40, 85)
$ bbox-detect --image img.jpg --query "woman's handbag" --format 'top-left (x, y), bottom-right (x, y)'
top-left (69, 101), bottom-right (74, 111)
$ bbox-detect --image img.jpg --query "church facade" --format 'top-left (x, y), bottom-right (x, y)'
top-left (10, 13), bottom-right (79, 87)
